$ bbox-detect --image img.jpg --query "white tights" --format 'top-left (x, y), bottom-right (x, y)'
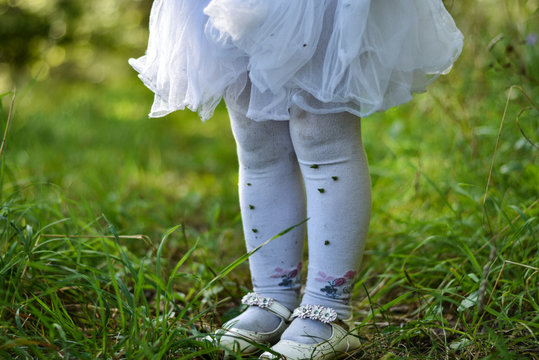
top-left (227, 102), bottom-right (371, 343)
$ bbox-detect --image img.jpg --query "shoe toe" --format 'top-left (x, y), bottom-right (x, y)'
top-left (259, 340), bottom-right (317, 360)
top-left (209, 319), bottom-right (289, 355)
top-left (259, 323), bottom-right (360, 360)
top-left (213, 328), bottom-right (260, 354)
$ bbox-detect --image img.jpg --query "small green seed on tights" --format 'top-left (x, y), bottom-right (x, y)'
top-left (332, 176), bottom-right (339, 181)
top-left (324, 240), bottom-right (330, 245)
top-left (318, 188), bottom-right (325, 193)
top-left (310, 164), bottom-right (319, 169)
top-left (252, 228), bottom-right (258, 233)
top-left (249, 205), bottom-right (255, 210)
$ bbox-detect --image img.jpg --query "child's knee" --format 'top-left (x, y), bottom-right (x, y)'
top-left (289, 110), bottom-right (362, 163)
top-left (230, 109), bottom-right (293, 169)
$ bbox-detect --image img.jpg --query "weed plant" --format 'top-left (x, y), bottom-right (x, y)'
top-left (0, 1), bottom-right (538, 359)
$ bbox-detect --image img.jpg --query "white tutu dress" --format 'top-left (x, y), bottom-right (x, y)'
top-left (129, 0), bottom-right (463, 121)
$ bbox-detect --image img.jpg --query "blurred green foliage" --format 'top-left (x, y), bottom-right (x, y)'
top-left (0, 0), bottom-right (151, 86)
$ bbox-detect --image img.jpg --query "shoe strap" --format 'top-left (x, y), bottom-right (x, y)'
top-left (291, 304), bottom-right (339, 324)
top-left (241, 292), bottom-right (292, 321)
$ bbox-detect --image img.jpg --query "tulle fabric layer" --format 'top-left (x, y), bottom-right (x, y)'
top-left (129, 0), bottom-right (463, 121)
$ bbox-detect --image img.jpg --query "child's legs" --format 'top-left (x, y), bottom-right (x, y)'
top-left (289, 108), bottom-right (371, 319)
top-left (228, 106), bottom-right (306, 310)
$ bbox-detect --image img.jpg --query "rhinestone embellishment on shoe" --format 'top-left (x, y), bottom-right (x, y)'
top-left (292, 304), bottom-right (338, 324)
top-left (241, 292), bottom-right (275, 309)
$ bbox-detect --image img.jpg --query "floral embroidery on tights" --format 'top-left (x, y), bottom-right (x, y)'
top-left (271, 262), bottom-right (302, 288)
top-left (316, 270), bottom-right (356, 300)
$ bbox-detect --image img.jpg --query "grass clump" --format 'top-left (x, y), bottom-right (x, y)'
top-left (0, 182), bottom-right (237, 358)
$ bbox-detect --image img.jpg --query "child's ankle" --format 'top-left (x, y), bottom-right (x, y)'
top-left (253, 290), bottom-right (299, 312)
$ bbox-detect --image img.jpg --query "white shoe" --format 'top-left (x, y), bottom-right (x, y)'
top-left (259, 305), bottom-right (360, 360)
top-left (207, 293), bottom-right (293, 355)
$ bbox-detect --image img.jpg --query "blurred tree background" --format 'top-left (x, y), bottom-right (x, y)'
top-left (0, 0), bottom-right (151, 87)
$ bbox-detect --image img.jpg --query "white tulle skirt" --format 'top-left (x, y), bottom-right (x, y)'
top-left (129, 0), bottom-right (463, 121)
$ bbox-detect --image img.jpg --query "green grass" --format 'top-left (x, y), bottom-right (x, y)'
top-left (1, 1), bottom-right (538, 359)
